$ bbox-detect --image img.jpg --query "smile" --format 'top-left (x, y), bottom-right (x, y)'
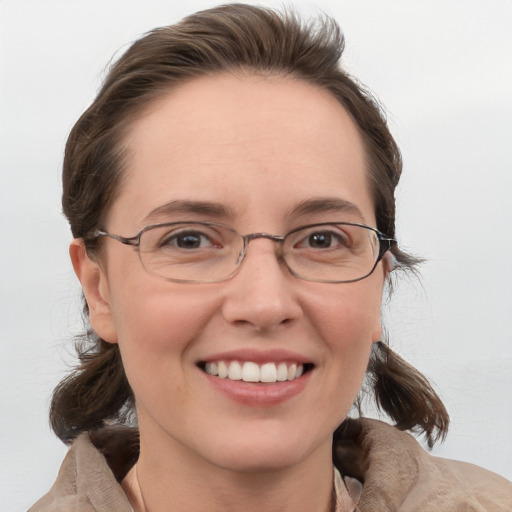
top-left (201, 360), bottom-right (311, 383)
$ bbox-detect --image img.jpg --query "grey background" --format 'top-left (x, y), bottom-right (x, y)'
top-left (1, 0), bottom-right (511, 509)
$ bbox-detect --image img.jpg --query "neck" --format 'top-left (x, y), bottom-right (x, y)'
top-left (124, 423), bottom-right (338, 512)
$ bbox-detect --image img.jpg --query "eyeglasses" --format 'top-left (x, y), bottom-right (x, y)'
top-left (90, 221), bottom-right (396, 284)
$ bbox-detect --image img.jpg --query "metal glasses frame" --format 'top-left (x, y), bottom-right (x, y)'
top-left (90, 221), bottom-right (396, 284)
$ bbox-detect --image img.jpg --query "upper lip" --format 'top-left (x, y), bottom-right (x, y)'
top-left (198, 348), bottom-right (313, 365)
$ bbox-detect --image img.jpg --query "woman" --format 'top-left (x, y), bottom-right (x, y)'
top-left (30, 4), bottom-right (511, 511)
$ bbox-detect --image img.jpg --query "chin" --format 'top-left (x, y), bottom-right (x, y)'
top-left (212, 447), bottom-right (308, 474)
top-left (200, 426), bottom-right (326, 474)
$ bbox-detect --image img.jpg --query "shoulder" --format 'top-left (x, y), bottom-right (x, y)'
top-left (28, 428), bottom-right (135, 512)
top-left (334, 418), bottom-right (512, 512)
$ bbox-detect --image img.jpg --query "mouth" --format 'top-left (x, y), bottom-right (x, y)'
top-left (197, 360), bottom-right (314, 384)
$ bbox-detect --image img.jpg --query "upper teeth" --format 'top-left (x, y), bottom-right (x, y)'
top-left (204, 361), bottom-right (304, 383)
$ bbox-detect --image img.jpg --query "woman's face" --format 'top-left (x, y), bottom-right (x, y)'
top-left (78, 73), bottom-right (387, 473)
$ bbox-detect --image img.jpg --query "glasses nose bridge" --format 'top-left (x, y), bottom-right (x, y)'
top-left (244, 232), bottom-right (285, 244)
top-left (237, 232), bottom-right (286, 265)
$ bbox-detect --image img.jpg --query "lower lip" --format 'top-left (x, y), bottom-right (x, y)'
top-left (200, 369), bottom-right (312, 406)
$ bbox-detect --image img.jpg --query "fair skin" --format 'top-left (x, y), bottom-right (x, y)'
top-left (71, 73), bottom-right (388, 512)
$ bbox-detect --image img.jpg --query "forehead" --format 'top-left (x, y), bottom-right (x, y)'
top-left (110, 73), bottom-right (374, 230)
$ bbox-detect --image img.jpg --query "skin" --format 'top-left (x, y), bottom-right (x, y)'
top-left (71, 73), bottom-right (388, 512)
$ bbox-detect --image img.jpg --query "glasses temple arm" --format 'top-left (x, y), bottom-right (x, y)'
top-left (90, 230), bottom-right (140, 247)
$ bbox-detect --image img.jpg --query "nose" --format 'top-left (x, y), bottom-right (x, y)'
top-left (221, 239), bottom-right (303, 331)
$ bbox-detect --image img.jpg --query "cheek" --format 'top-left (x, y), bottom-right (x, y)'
top-left (309, 281), bottom-right (382, 346)
top-left (306, 281), bottom-right (382, 387)
top-left (108, 283), bottom-right (226, 425)
top-left (111, 285), bottom-right (219, 351)
top-left (105, 263), bottom-right (221, 386)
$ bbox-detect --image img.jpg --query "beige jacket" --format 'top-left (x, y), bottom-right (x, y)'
top-left (29, 419), bottom-right (512, 511)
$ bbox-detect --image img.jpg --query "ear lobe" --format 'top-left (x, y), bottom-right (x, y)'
top-left (371, 321), bottom-right (382, 343)
top-left (371, 255), bottom-right (393, 344)
top-left (69, 239), bottom-right (118, 344)
top-left (382, 251), bottom-right (397, 274)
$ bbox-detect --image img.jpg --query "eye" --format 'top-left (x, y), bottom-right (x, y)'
top-left (306, 232), bottom-right (337, 248)
top-left (295, 228), bottom-right (350, 250)
top-left (159, 229), bottom-right (220, 250)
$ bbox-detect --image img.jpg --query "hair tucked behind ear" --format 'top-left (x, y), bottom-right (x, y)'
top-left (360, 341), bottom-right (449, 447)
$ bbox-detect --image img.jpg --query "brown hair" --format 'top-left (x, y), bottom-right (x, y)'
top-left (51, 3), bottom-right (449, 446)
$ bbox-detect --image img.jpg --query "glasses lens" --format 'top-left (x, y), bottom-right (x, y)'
top-left (283, 223), bottom-right (381, 282)
top-left (139, 223), bottom-right (241, 282)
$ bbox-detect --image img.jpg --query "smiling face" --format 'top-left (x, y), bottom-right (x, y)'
top-left (75, 73), bottom-right (387, 475)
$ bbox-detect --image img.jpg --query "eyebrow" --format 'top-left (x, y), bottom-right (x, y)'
top-left (288, 198), bottom-right (366, 222)
top-left (142, 197), bottom-right (365, 225)
top-left (142, 200), bottom-right (235, 223)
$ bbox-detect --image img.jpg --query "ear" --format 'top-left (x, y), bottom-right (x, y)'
top-left (69, 239), bottom-right (118, 344)
top-left (371, 321), bottom-right (382, 343)
top-left (371, 255), bottom-right (392, 343)
top-left (381, 251), bottom-right (397, 276)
